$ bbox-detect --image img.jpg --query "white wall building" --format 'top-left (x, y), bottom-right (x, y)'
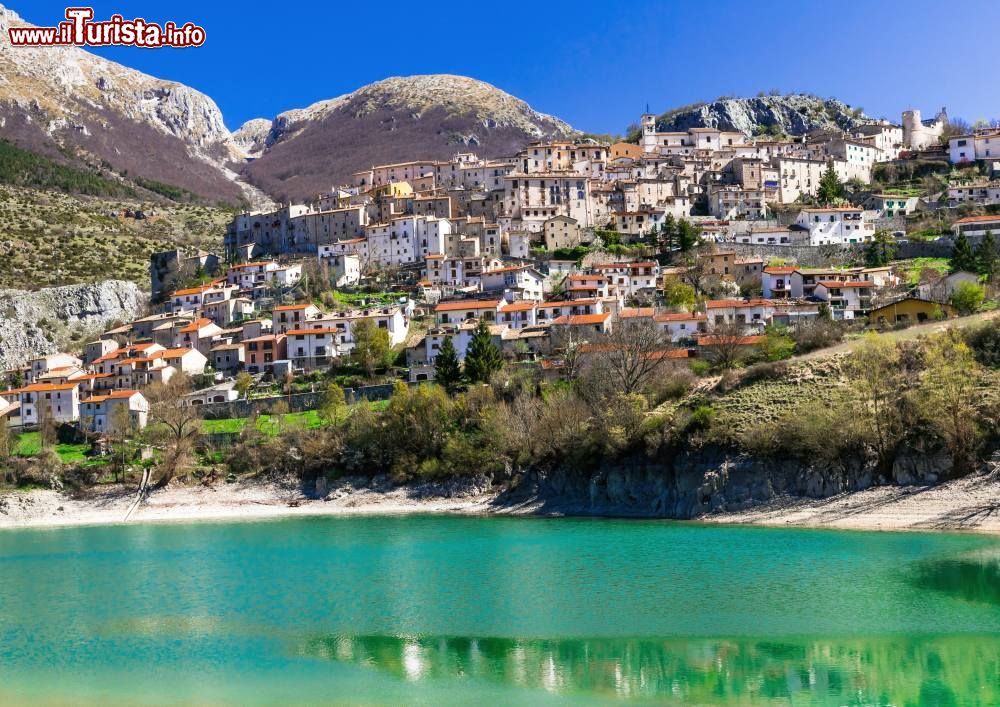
top-left (795, 207), bottom-right (874, 245)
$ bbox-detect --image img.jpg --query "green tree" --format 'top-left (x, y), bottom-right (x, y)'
top-left (951, 281), bottom-right (985, 315)
top-left (318, 383), bottom-right (347, 426)
top-left (950, 232), bottom-right (978, 273)
top-left (756, 325), bottom-right (795, 362)
top-left (847, 333), bottom-right (904, 473)
top-left (433, 336), bottom-right (463, 393)
top-left (464, 319), bottom-right (504, 384)
top-left (975, 230), bottom-right (997, 280)
top-left (917, 335), bottom-right (981, 476)
top-left (676, 219), bottom-right (701, 252)
top-left (234, 372), bottom-right (254, 400)
top-left (662, 276), bottom-right (697, 309)
top-left (351, 318), bottom-right (394, 378)
top-left (817, 160), bottom-right (844, 204)
top-left (864, 230), bottom-right (897, 268)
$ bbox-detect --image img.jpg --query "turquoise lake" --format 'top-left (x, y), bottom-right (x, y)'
top-left (1, 515), bottom-right (999, 704)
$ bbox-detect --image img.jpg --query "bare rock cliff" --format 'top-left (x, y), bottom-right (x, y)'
top-left (0, 280), bottom-right (146, 370)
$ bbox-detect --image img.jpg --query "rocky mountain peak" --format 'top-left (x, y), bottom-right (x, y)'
top-left (238, 74), bottom-right (576, 202)
top-left (654, 94), bottom-right (872, 136)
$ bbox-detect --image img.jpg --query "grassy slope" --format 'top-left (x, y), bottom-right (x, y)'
top-left (0, 185), bottom-right (231, 288)
top-left (13, 431), bottom-right (90, 464)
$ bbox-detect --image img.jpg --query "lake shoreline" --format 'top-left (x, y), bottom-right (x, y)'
top-left (2, 471), bottom-right (1000, 533)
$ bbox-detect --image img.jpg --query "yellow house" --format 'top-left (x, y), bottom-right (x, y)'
top-left (371, 181), bottom-right (414, 198)
top-left (868, 297), bottom-right (955, 326)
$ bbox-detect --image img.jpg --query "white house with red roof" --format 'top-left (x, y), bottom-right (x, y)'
top-left (654, 311), bottom-right (708, 342)
top-left (535, 299), bottom-right (604, 325)
top-left (10, 382), bottom-right (80, 425)
top-left (80, 390), bottom-right (149, 433)
top-left (592, 262), bottom-right (660, 301)
top-left (952, 214), bottom-right (1000, 241)
top-left (434, 299), bottom-right (503, 325)
top-left (273, 303), bottom-right (321, 334)
top-left (563, 274), bottom-right (611, 300)
top-left (499, 301), bottom-right (537, 329)
top-left (175, 318), bottom-right (223, 356)
top-left (480, 264), bottom-right (546, 302)
top-left (761, 266), bottom-right (803, 299)
top-left (705, 299), bottom-right (777, 330)
top-left (812, 280), bottom-right (875, 318)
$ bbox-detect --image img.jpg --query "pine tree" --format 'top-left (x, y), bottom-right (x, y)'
top-left (464, 319), bottom-right (504, 383)
top-left (950, 232), bottom-right (978, 273)
top-left (433, 336), bottom-right (462, 393)
top-left (976, 230), bottom-right (997, 280)
top-left (817, 161), bottom-right (844, 204)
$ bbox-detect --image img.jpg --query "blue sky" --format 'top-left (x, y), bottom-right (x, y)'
top-left (17, 0), bottom-right (1000, 134)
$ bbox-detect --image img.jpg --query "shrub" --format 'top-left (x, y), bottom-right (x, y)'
top-left (965, 321), bottom-right (1000, 368)
top-left (648, 370), bottom-right (695, 404)
top-left (952, 281), bottom-right (985, 315)
top-left (689, 359), bottom-right (712, 376)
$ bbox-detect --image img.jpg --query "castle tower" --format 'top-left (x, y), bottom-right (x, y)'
top-left (902, 109), bottom-right (921, 149)
top-left (640, 112), bottom-right (657, 153)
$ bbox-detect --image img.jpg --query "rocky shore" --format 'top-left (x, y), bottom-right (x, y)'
top-left (2, 463), bottom-right (999, 533)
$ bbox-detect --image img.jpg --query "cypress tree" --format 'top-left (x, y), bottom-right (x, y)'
top-left (464, 319), bottom-right (504, 383)
top-left (433, 336), bottom-right (462, 393)
top-left (817, 161), bottom-right (844, 204)
top-left (976, 230), bottom-right (997, 280)
top-left (950, 232), bottom-right (978, 273)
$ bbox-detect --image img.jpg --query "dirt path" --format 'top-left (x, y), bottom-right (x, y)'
top-left (796, 309), bottom-right (1000, 360)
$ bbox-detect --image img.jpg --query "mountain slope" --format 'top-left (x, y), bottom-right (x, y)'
top-left (237, 74), bottom-right (576, 202)
top-left (651, 94), bottom-right (872, 137)
top-left (0, 183), bottom-right (232, 289)
top-left (0, 3), bottom-right (248, 204)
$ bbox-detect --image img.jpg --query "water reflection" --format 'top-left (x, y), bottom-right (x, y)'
top-left (299, 633), bottom-right (1000, 703)
top-left (910, 551), bottom-right (1000, 606)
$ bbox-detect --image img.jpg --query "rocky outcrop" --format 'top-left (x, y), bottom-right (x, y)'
top-left (0, 3), bottom-right (245, 202)
top-left (655, 95), bottom-right (871, 137)
top-left (231, 118), bottom-right (273, 160)
top-left (500, 446), bottom-right (949, 519)
top-left (239, 74), bottom-right (576, 201)
top-left (0, 280), bottom-right (146, 370)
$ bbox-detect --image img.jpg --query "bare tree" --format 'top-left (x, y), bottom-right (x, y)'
top-left (145, 373), bottom-right (202, 485)
top-left (547, 326), bottom-right (584, 380)
top-left (110, 404), bottom-right (134, 483)
top-left (701, 320), bottom-right (751, 371)
top-left (580, 317), bottom-right (670, 397)
top-left (37, 398), bottom-right (57, 451)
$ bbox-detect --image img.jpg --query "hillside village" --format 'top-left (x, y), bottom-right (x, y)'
top-left (2, 106), bottom-right (1000, 467)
